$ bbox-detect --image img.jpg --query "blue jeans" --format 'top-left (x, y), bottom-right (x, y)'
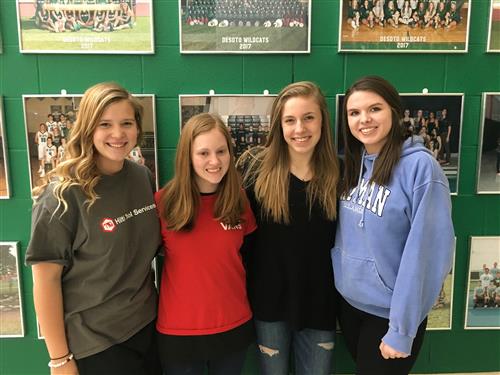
top-left (254, 320), bottom-right (335, 375)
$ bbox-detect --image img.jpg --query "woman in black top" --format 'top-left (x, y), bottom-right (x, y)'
top-left (238, 81), bottom-right (341, 375)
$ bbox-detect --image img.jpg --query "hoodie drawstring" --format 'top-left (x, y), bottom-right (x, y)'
top-left (357, 150), bottom-right (366, 228)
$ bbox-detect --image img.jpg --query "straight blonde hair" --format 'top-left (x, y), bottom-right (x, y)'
top-left (238, 81), bottom-right (340, 224)
top-left (158, 113), bottom-right (246, 231)
top-left (33, 82), bottom-right (144, 214)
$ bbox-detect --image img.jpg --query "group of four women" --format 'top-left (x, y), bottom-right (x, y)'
top-left (26, 76), bottom-right (454, 375)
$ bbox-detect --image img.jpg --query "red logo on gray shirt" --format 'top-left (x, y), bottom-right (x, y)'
top-left (101, 218), bottom-right (116, 232)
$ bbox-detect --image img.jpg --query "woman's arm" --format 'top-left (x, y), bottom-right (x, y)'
top-left (33, 263), bottom-right (79, 375)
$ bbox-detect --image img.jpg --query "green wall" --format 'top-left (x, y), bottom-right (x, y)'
top-left (1, 0), bottom-right (499, 374)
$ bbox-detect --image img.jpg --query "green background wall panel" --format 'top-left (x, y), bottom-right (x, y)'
top-left (0, 0), bottom-right (499, 373)
top-left (457, 146), bottom-right (477, 195)
top-left (295, 47), bottom-right (344, 96)
top-left (460, 95), bottom-right (481, 148)
top-left (242, 55), bottom-right (293, 94)
top-left (156, 98), bottom-right (181, 149)
top-left (1, 1), bottom-right (19, 46)
top-left (4, 150), bottom-right (31, 199)
top-left (1, 47), bottom-right (39, 97)
top-left (144, 47), bottom-right (243, 97)
top-left (344, 54), bottom-right (448, 93)
top-left (38, 55), bottom-right (144, 93)
top-left (3, 98), bottom-right (25, 150)
top-left (153, 0), bottom-right (180, 46)
top-left (157, 148), bottom-right (176, 186)
top-left (445, 46), bottom-right (500, 94)
top-left (1, 198), bottom-right (32, 243)
top-left (467, 0), bottom-right (490, 45)
top-left (311, 1), bottom-right (338, 46)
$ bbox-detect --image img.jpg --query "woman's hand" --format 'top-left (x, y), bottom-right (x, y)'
top-left (379, 341), bottom-right (409, 360)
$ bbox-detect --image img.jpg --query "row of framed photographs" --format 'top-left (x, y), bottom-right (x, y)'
top-left (9, 0), bottom-right (500, 54)
top-left (0, 91), bottom-right (498, 199)
top-left (1, 237), bottom-right (498, 339)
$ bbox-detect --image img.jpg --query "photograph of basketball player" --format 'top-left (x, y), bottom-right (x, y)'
top-left (338, 0), bottom-right (471, 52)
top-left (336, 93), bottom-right (463, 194)
top-left (465, 237), bottom-right (500, 329)
top-left (427, 239), bottom-right (456, 330)
top-left (179, 94), bottom-right (275, 158)
top-left (179, 0), bottom-right (311, 53)
top-left (23, 94), bottom-right (158, 196)
top-left (477, 93), bottom-right (500, 194)
top-left (0, 242), bottom-right (24, 338)
top-left (488, 0), bottom-right (500, 52)
top-left (16, 0), bottom-right (154, 53)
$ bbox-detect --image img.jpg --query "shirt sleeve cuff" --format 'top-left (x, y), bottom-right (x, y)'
top-left (382, 327), bottom-right (414, 355)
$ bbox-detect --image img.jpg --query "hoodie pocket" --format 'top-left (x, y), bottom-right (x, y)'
top-left (332, 247), bottom-right (393, 309)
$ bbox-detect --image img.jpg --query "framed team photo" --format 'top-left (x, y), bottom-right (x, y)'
top-left (335, 93), bottom-right (464, 194)
top-left (488, 0), bottom-right (500, 52)
top-left (16, 0), bottom-right (154, 54)
top-left (0, 242), bottom-right (25, 338)
top-left (0, 98), bottom-right (11, 199)
top-left (180, 94), bottom-right (276, 158)
top-left (23, 94), bottom-right (158, 197)
top-left (427, 238), bottom-right (456, 330)
top-left (477, 93), bottom-right (500, 194)
top-left (338, 0), bottom-right (471, 52)
top-left (179, 0), bottom-right (311, 53)
top-left (464, 236), bottom-right (500, 330)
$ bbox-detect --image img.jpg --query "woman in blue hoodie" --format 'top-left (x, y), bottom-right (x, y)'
top-left (332, 76), bottom-right (454, 374)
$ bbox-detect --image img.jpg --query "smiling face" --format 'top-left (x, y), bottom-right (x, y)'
top-left (281, 95), bottom-right (322, 161)
top-left (346, 90), bottom-right (393, 155)
top-left (191, 128), bottom-right (230, 193)
top-left (92, 100), bottom-right (138, 175)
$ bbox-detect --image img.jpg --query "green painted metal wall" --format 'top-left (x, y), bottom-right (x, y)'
top-left (0, 0), bottom-right (499, 374)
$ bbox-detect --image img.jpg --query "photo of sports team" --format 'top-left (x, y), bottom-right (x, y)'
top-left (0, 242), bottom-right (24, 338)
top-left (336, 94), bottom-right (463, 193)
top-left (180, 95), bottom-right (275, 158)
top-left (0, 100), bottom-right (10, 198)
top-left (16, 0), bottom-right (154, 53)
top-left (179, 0), bottom-right (310, 52)
top-left (427, 241), bottom-right (455, 330)
top-left (465, 237), bottom-right (500, 329)
top-left (339, 0), bottom-right (470, 51)
top-left (23, 95), bottom-right (158, 196)
top-left (477, 93), bottom-right (500, 194)
top-left (488, 0), bottom-right (500, 52)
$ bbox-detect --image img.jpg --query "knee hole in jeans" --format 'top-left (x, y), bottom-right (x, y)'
top-left (317, 342), bottom-right (334, 350)
top-left (258, 345), bottom-right (280, 357)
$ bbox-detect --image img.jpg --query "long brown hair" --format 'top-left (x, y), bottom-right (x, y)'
top-left (159, 113), bottom-right (246, 231)
top-left (238, 81), bottom-right (340, 224)
top-left (33, 82), bottom-right (144, 214)
top-left (341, 75), bottom-right (404, 196)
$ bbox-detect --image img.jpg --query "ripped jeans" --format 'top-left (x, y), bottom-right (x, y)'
top-left (254, 319), bottom-right (335, 375)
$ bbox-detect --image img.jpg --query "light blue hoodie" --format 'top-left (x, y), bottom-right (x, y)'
top-left (332, 137), bottom-right (454, 354)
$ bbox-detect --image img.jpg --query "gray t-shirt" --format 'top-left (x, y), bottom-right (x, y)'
top-left (26, 160), bottom-right (161, 359)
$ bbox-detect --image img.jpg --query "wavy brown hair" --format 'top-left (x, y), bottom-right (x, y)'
top-left (238, 81), bottom-right (340, 224)
top-left (158, 113), bottom-right (246, 231)
top-left (341, 75), bottom-right (404, 196)
top-left (33, 82), bottom-right (144, 214)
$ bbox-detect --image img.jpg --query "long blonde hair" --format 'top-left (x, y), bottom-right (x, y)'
top-left (238, 81), bottom-right (340, 224)
top-left (158, 113), bottom-right (246, 231)
top-left (33, 82), bottom-right (144, 214)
